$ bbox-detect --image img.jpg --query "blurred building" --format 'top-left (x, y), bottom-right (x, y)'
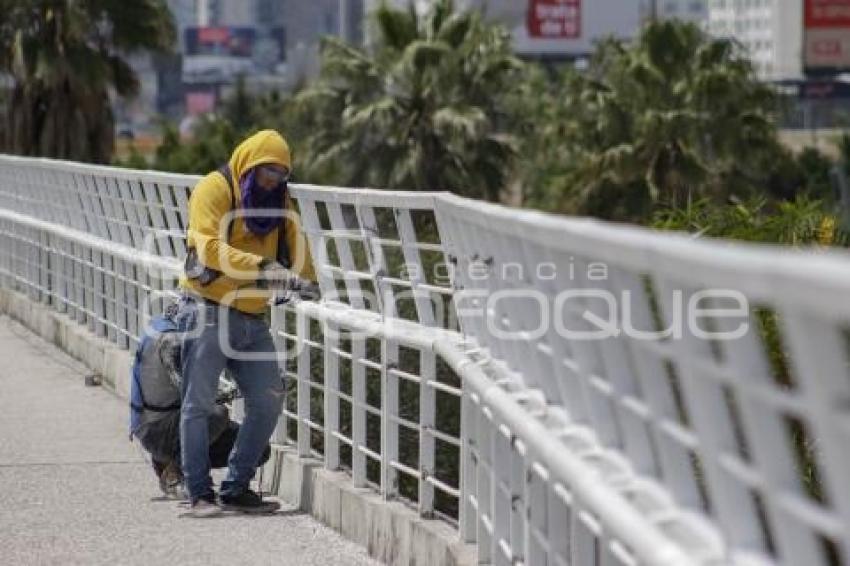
top-left (171, 1), bottom-right (367, 117)
top-left (116, 0), bottom-right (374, 129)
top-left (371, 0), bottom-right (708, 59)
top-left (208, 0), bottom-right (255, 26)
top-left (276, 0), bottom-right (364, 75)
top-left (652, 0), bottom-right (708, 23)
top-left (167, 0), bottom-right (197, 48)
top-left (442, 1), bottom-right (710, 61)
top-left (707, 0), bottom-right (803, 80)
top-left (706, 1), bottom-right (850, 130)
top-left (448, 1), bottom-right (651, 61)
top-left (364, 0), bottom-right (432, 15)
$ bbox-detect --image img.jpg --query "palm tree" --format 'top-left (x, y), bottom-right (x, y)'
top-left (295, 0), bottom-right (523, 201)
top-left (548, 21), bottom-right (781, 220)
top-left (0, 0), bottom-right (175, 163)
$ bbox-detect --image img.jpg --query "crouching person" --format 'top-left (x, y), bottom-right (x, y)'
top-left (130, 311), bottom-right (271, 500)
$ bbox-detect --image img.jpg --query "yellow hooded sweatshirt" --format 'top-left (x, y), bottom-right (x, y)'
top-left (179, 130), bottom-right (316, 314)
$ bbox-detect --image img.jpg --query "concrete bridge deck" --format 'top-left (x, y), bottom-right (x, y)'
top-left (0, 315), bottom-right (379, 566)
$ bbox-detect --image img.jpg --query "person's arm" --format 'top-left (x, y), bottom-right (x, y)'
top-left (283, 194), bottom-right (317, 282)
top-left (189, 176), bottom-right (264, 280)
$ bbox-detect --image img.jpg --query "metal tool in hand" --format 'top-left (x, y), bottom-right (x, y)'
top-left (258, 261), bottom-right (321, 305)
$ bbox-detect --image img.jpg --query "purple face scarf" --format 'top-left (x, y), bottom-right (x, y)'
top-left (239, 169), bottom-right (285, 236)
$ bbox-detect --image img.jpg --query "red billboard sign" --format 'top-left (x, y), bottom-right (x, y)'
top-left (805, 0), bottom-right (850, 72)
top-left (197, 27), bottom-right (231, 44)
top-left (186, 91), bottom-right (216, 116)
top-left (806, 0), bottom-right (850, 27)
top-left (184, 27), bottom-right (257, 58)
top-left (527, 0), bottom-right (581, 39)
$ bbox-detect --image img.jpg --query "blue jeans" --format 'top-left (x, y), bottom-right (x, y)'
top-left (175, 295), bottom-right (284, 500)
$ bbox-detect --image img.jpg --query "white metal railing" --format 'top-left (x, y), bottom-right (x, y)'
top-left (437, 195), bottom-right (850, 566)
top-left (1, 154), bottom-right (849, 566)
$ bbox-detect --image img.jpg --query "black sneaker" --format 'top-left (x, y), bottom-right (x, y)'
top-left (188, 491), bottom-right (222, 518)
top-left (219, 488), bottom-right (280, 514)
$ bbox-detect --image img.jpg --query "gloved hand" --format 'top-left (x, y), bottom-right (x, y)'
top-left (259, 261), bottom-right (321, 301)
top-left (273, 278), bottom-right (321, 302)
top-left (295, 280), bottom-right (321, 302)
top-left (257, 260), bottom-right (301, 292)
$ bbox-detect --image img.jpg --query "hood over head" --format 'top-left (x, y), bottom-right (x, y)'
top-left (228, 129), bottom-right (291, 182)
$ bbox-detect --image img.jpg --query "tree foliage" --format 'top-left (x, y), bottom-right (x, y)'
top-left (134, 78), bottom-right (305, 175)
top-left (528, 21), bottom-right (783, 220)
top-left (293, 0), bottom-right (524, 201)
top-left (0, 0), bottom-right (175, 163)
top-left (650, 196), bottom-right (847, 246)
top-left (107, 11), bottom-right (846, 249)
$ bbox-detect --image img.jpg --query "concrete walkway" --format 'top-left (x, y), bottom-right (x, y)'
top-left (0, 315), bottom-right (379, 566)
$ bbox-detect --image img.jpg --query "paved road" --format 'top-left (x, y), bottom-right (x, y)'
top-left (0, 315), bottom-right (379, 566)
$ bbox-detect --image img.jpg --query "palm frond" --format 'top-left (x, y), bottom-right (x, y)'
top-left (432, 106), bottom-right (486, 140)
top-left (374, 2), bottom-right (419, 51)
top-left (401, 39), bottom-right (451, 72)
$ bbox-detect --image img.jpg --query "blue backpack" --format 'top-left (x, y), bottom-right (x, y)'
top-left (129, 314), bottom-right (182, 439)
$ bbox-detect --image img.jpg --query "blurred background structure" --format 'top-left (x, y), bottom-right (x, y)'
top-left (4, 1), bottom-right (849, 152)
top-left (5, 0), bottom-right (850, 234)
top-left (117, 1), bottom-right (850, 143)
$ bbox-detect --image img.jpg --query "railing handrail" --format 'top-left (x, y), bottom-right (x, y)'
top-left (439, 192), bottom-right (850, 311)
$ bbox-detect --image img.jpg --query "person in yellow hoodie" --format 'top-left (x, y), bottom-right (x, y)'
top-left (174, 130), bottom-right (317, 517)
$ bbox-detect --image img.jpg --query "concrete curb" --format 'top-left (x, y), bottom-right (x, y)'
top-left (0, 288), bottom-right (476, 566)
top-left (260, 446), bottom-right (475, 566)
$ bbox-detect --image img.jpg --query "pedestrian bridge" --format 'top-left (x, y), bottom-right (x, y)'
top-left (0, 154), bottom-right (849, 566)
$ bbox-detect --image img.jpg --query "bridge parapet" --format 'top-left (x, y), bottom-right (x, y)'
top-left (1, 154), bottom-right (848, 566)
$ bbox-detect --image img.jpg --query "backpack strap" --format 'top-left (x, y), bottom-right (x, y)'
top-left (217, 164), bottom-right (237, 245)
top-left (135, 400), bottom-right (181, 412)
top-left (277, 184), bottom-right (291, 269)
top-left (183, 165), bottom-right (238, 286)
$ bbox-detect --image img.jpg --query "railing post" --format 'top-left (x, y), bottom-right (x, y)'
top-left (477, 405), bottom-right (494, 564)
top-left (381, 337), bottom-right (399, 500)
top-left (394, 207), bottom-right (435, 327)
top-left (116, 258), bottom-right (129, 349)
top-left (418, 348), bottom-right (436, 517)
top-left (324, 319), bottom-right (340, 470)
top-left (493, 421), bottom-right (512, 566)
top-left (38, 229), bottom-right (50, 305)
top-left (296, 198), bottom-right (338, 302)
top-left (26, 226), bottom-right (38, 301)
top-left (72, 241), bottom-right (84, 324)
top-left (326, 202), bottom-right (366, 310)
top-left (357, 205), bottom-right (395, 318)
top-left (296, 309), bottom-right (311, 457)
top-left (101, 251), bottom-right (114, 341)
top-left (351, 333), bottom-right (368, 487)
top-left (270, 305), bottom-right (289, 445)
top-left (510, 437), bottom-right (526, 565)
top-left (460, 389), bottom-right (478, 543)
top-left (84, 246), bottom-right (98, 335)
